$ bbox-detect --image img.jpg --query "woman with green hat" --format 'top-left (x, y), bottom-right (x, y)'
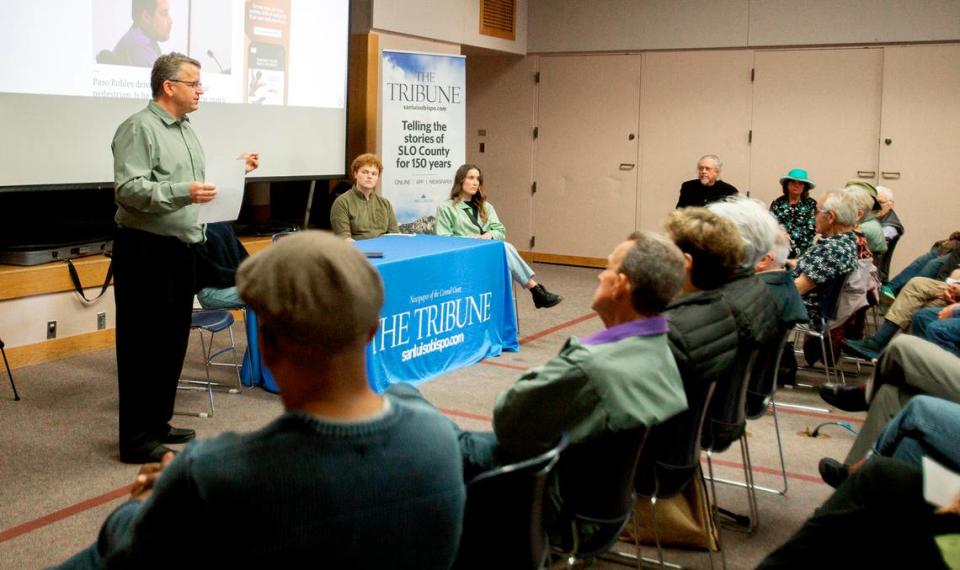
top-left (770, 168), bottom-right (817, 258)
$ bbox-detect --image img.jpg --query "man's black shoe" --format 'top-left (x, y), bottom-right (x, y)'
top-left (161, 426), bottom-right (196, 444)
top-left (818, 458), bottom-right (849, 489)
top-left (818, 383), bottom-right (868, 412)
top-left (120, 444), bottom-right (175, 464)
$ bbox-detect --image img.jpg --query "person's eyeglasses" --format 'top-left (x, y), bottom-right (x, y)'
top-left (168, 79), bottom-right (203, 90)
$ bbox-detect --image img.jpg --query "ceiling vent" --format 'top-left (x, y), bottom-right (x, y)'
top-left (480, 0), bottom-right (516, 41)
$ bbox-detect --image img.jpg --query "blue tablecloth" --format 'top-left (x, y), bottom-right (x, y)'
top-left (242, 234), bottom-right (519, 393)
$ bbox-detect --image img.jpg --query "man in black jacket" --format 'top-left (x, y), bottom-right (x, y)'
top-left (675, 155), bottom-right (738, 208)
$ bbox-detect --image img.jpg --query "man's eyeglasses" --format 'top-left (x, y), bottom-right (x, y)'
top-left (168, 79), bottom-right (203, 90)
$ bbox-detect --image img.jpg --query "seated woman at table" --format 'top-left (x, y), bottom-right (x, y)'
top-left (436, 164), bottom-right (562, 309)
top-left (330, 153), bottom-right (399, 241)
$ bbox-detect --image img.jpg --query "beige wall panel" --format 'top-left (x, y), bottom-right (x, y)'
top-left (637, 50), bottom-right (754, 232)
top-left (465, 54), bottom-right (538, 248)
top-left (528, 0), bottom-right (748, 53)
top-left (373, 0), bottom-right (464, 45)
top-left (749, 49), bottom-right (882, 207)
top-left (749, 0), bottom-right (960, 47)
top-left (533, 55), bottom-right (641, 258)
top-left (529, 0), bottom-right (959, 53)
top-left (375, 31), bottom-right (462, 55)
top-left (372, 0), bottom-right (527, 54)
top-left (878, 45), bottom-right (960, 274)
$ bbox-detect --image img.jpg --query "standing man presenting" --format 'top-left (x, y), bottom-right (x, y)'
top-left (676, 154), bottom-right (738, 208)
top-left (112, 52), bottom-right (258, 463)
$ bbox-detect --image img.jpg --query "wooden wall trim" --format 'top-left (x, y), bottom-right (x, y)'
top-left (348, 33), bottom-right (381, 162)
top-left (0, 255), bottom-right (111, 302)
top-left (5, 329), bottom-right (115, 370)
top-left (519, 251), bottom-right (606, 269)
top-left (0, 236), bottom-right (273, 302)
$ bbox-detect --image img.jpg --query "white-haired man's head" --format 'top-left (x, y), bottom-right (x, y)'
top-left (755, 228), bottom-right (792, 273)
top-left (697, 155), bottom-right (722, 186)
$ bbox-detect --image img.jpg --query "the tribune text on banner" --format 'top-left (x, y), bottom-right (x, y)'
top-left (380, 50), bottom-right (466, 231)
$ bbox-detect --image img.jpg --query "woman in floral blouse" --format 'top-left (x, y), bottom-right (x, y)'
top-left (770, 168), bottom-right (818, 258)
top-left (791, 190), bottom-right (860, 324)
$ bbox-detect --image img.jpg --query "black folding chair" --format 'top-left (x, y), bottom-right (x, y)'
top-left (453, 434), bottom-right (569, 570)
top-left (876, 232), bottom-right (901, 283)
top-left (743, 327), bottom-right (794, 496)
top-left (614, 381), bottom-right (719, 569)
top-left (702, 346), bottom-right (761, 534)
top-left (550, 425), bottom-right (650, 566)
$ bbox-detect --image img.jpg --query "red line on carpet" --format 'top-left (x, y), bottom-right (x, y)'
top-left (0, 484), bottom-right (133, 544)
top-left (478, 360), bottom-right (528, 371)
top-left (706, 457), bottom-right (824, 485)
top-left (439, 408), bottom-right (493, 422)
top-left (518, 312), bottom-right (598, 345)
top-left (772, 406), bottom-right (865, 425)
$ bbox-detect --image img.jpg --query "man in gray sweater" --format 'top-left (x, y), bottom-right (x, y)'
top-left (58, 232), bottom-right (465, 568)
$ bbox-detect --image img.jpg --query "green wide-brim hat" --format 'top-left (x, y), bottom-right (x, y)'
top-left (845, 180), bottom-right (881, 211)
top-left (780, 168), bottom-right (815, 189)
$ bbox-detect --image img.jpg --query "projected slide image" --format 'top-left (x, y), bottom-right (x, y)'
top-left (244, 0), bottom-right (289, 105)
top-left (0, 0), bottom-right (345, 109)
top-left (1, 0), bottom-right (348, 186)
top-left (91, 0), bottom-right (188, 69)
top-left (91, 0), bottom-right (233, 100)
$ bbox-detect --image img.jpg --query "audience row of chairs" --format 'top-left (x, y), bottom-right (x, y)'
top-left (456, 321), bottom-right (793, 569)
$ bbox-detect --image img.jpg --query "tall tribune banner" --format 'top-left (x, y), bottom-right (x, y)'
top-left (381, 50), bottom-right (465, 230)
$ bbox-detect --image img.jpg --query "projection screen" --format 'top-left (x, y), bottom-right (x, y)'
top-left (0, 0), bottom-right (349, 189)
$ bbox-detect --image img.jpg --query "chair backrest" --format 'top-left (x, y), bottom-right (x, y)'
top-left (551, 425), bottom-right (649, 557)
top-left (453, 435), bottom-right (568, 570)
top-left (816, 270), bottom-right (853, 328)
top-left (702, 346), bottom-right (759, 453)
top-left (877, 232), bottom-right (901, 283)
top-left (746, 327), bottom-right (793, 419)
top-left (636, 380), bottom-right (717, 499)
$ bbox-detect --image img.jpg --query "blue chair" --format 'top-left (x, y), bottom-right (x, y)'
top-left (177, 309), bottom-right (242, 417)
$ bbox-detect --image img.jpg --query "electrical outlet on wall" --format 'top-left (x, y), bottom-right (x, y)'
top-left (97, 312), bottom-right (106, 330)
top-left (47, 321), bottom-right (57, 339)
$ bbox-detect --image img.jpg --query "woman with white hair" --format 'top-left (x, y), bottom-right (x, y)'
top-left (793, 190), bottom-right (861, 324)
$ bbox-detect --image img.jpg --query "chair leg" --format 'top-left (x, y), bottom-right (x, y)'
top-left (1, 343), bottom-right (20, 401)
top-left (739, 435), bottom-right (759, 533)
top-left (817, 332), bottom-right (833, 385)
top-left (770, 398), bottom-right (789, 495)
top-left (201, 329), bottom-right (216, 416)
top-left (227, 324), bottom-right (242, 389)
top-left (650, 492), bottom-right (664, 568)
top-left (823, 331), bottom-right (845, 385)
top-left (700, 461), bottom-right (722, 570)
